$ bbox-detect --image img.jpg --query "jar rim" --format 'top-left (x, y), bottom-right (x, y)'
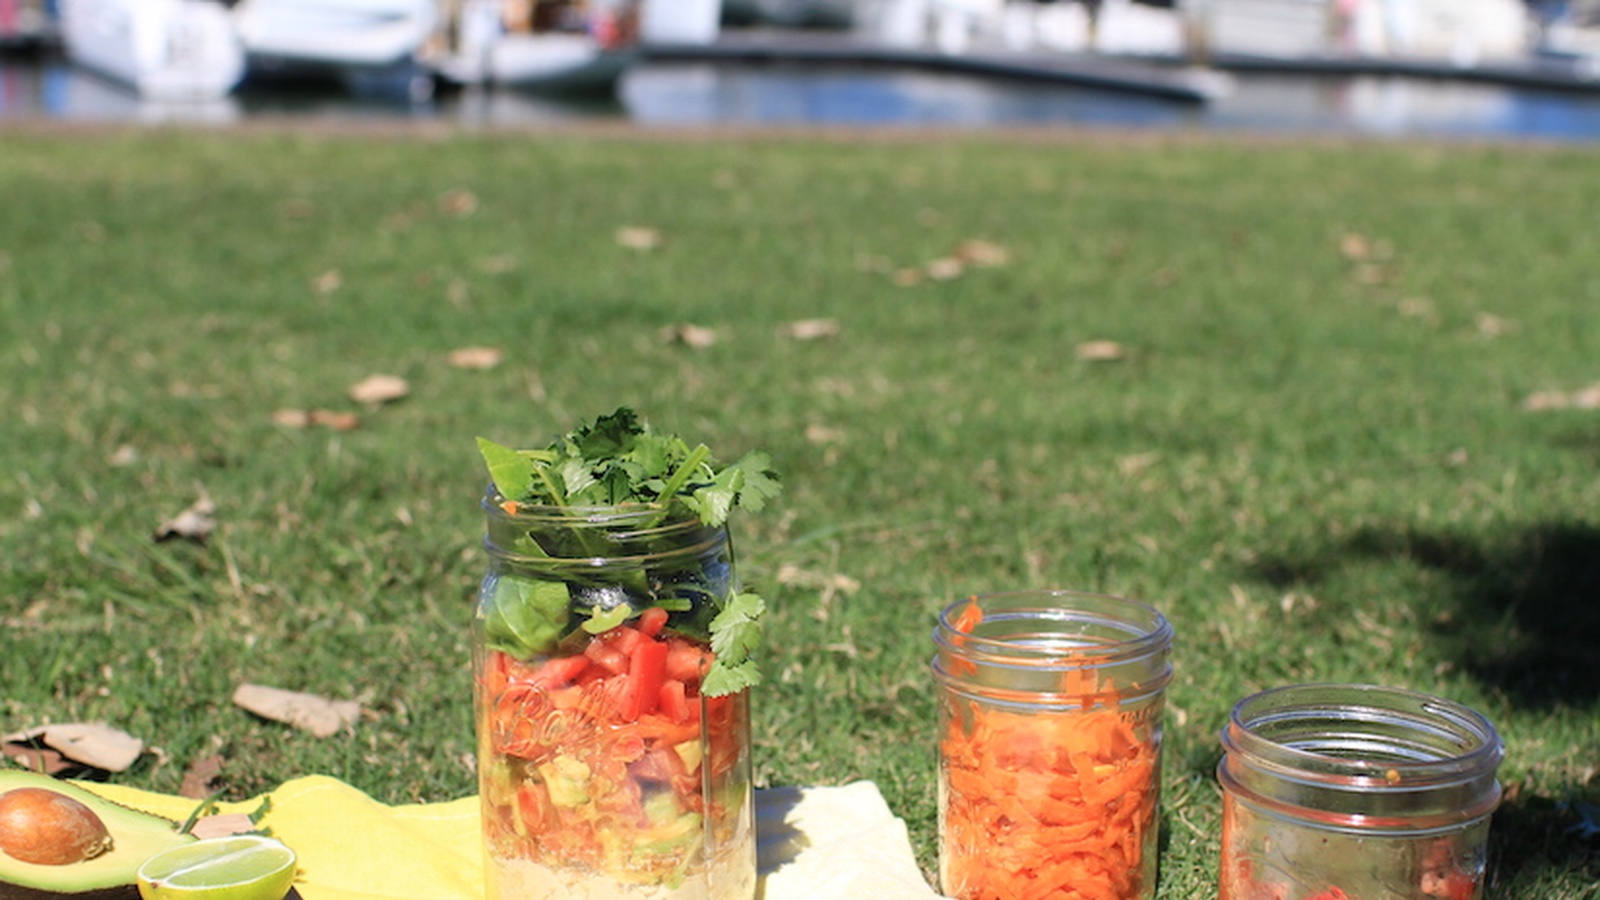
top-left (1222, 683), bottom-right (1504, 788)
top-left (933, 589), bottom-right (1173, 666)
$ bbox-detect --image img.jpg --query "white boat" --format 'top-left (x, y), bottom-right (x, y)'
top-left (233, 0), bottom-right (437, 69)
top-left (424, 0), bottom-right (639, 94)
top-left (57, 0), bottom-right (245, 100)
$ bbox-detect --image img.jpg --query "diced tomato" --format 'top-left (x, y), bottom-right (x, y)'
top-left (658, 679), bottom-right (691, 724)
top-left (516, 782), bottom-right (550, 833)
top-left (637, 606), bottom-right (670, 638)
top-left (532, 654), bottom-right (591, 687)
top-left (607, 625), bottom-right (645, 656)
top-left (665, 638), bottom-right (712, 684)
top-left (622, 638), bottom-right (669, 720)
top-left (585, 638), bottom-right (629, 675)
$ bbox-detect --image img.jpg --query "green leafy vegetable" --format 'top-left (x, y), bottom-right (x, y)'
top-left (485, 577), bottom-right (570, 657)
top-left (703, 592), bottom-right (765, 697)
top-left (477, 408), bottom-right (780, 527)
top-left (477, 409), bottom-right (780, 691)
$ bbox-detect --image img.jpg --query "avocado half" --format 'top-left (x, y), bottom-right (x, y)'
top-left (0, 770), bottom-right (195, 900)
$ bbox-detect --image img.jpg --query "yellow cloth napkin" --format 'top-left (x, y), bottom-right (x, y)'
top-left (80, 776), bottom-right (944, 900)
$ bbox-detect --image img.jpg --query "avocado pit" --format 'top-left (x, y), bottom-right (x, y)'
top-left (0, 787), bottom-right (114, 866)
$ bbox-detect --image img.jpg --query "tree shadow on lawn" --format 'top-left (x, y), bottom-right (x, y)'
top-left (1252, 521), bottom-right (1600, 710)
top-left (1249, 520), bottom-right (1600, 886)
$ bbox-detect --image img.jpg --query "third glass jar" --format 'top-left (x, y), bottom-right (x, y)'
top-left (1217, 683), bottom-right (1504, 900)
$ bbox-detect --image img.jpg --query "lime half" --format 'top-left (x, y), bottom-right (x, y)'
top-left (136, 835), bottom-right (297, 900)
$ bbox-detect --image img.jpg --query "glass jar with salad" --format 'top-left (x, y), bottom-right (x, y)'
top-left (472, 410), bottom-right (780, 900)
top-left (930, 590), bottom-right (1174, 900)
top-left (1217, 683), bottom-right (1504, 900)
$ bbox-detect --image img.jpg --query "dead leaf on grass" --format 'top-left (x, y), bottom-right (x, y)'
top-left (1476, 313), bottom-right (1515, 338)
top-left (658, 324), bottom-right (717, 349)
top-left (953, 239), bottom-right (1010, 267)
top-left (312, 270), bottom-right (343, 295)
top-left (3, 723), bottom-right (144, 773)
top-left (189, 814), bottom-right (259, 840)
top-left (438, 188), bottom-right (479, 217)
top-left (348, 374), bottom-right (410, 405)
top-left (924, 257), bottom-right (964, 281)
top-left (1117, 452), bottom-right (1162, 476)
top-left (448, 346), bottom-right (504, 369)
top-left (805, 424), bottom-right (845, 444)
top-left (777, 319), bottom-right (841, 341)
top-left (1339, 232), bottom-right (1372, 261)
top-left (1, 739), bottom-right (72, 775)
top-left (232, 684), bottom-right (361, 738)
top-left (615, 227), bottom-right (662, 251)
top-left (180, 754), bottom-right (225, 799)
top-left (109, 444), bottom-right (139, 467)
top-left (155, 495), bottom-right (217, 543)
top-left (1076, 340), bottom-right (1128, 362)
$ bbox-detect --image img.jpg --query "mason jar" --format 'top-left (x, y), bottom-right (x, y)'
top-left (930, 590), bottom-right (1174, 900)
top-left (1218, 683), bottom-right (1504, 900)
top-left (474, 496), bottom-right (757, 899)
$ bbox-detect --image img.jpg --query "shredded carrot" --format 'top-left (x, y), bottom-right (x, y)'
top-left (940, 686), bottom-right (1158, 900)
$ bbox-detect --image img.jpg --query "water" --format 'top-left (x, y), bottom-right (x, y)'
top-left (6, 53), bottom-right (1600, 141)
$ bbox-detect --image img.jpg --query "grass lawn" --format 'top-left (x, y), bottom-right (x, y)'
top-left (1, 125), bottom-right (1597, 897)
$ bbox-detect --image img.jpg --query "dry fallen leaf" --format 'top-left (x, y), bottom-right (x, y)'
top-left (1475, 313), bottom-right (1514, 338)
top-left (348, 374), bottom-right (410, 405)
top-left (272, 408), bottom-right (312, 428)
top-left (891, 267), bottom-right (923, 287)
top-left (777, 319), bottom-right (841, 341)
top-left (155, 495), bottom-right (217, 543)
top-left (447, 346), bottom-right (504, 369)
top-left (1339, 232), bottom-right (1371, 261)
top-left (1523, 390), bottom-right (1571, 411)
top-left (438, 188), bottom-right (479, 217)
top-left (3, 723), bottom-right (144, 773)
top-left (312, 269), bottom-right (343, 294)
top-left (925, 257), bottom-right (965, 281)
top-left (108, 444), bottom-right (139, 467)
top-left (1076, 340), bottom-right (1128, 362)
top-left (659, 324), bottom-right (717, 349)
top-left (953, 239), bottom-right (1010, 267)
top-left (189, 814), bottom-right (258, 840)
top-left (805, 424), bottom-right (845, 444)
top-left (310, 409), bottom-right (362, 431)
top-left (180, 754), bottom-right (225, 799)
top-left (1573, 384), bottom-right (1600, 409)
top-left (1, 740), bottom-right (72, 775)
top-left (615, 226), bottom-right (662, 251)
top-left (233, 684), bottom-right (361, 738)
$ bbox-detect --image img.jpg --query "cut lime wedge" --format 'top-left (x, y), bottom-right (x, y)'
top-left (136, 835), bottom-right (297, 900)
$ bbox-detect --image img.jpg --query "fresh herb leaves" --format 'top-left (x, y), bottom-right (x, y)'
top-left (477, 408), bottom-right (780, 527)
top-left (702, 592), bottom-right (765, 697)
top-left (478, 409), bottom-right (781, 696)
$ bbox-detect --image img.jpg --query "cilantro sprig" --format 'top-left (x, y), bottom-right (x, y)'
top-left (478, 409), bottom-right (781, 696)
top-left (477, 408), bottom-right (779, 527)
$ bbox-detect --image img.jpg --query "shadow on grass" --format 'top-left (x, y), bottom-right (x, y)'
top-left (1253, 521), bottom-right (1600, 710)
top-left (1249, 521), bottom-right (1600, 887)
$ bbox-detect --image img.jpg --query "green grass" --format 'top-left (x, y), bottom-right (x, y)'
top-left (2, 127), bottom-right (1597, 897)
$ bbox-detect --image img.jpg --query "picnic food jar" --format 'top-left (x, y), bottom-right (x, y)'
top-left (931, 590), bottom-right (1174, 900)
top-left (473, 496), bottom-right (757, 899)
top-left (1218, 684), bottom-right (1504, 900)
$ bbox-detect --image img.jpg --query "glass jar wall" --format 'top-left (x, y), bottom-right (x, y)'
top-left (1218, 683), bottom-right (1504, 900)
top-left (474, 497), bottom-right (756, 899)
top-left (930, 590), bottom-right (1174, 900)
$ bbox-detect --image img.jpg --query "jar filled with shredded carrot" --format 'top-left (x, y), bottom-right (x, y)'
top-left (931, 590), bottom-right (1174, 900)
top-left (1217, 684), bottom-right (1504, 900)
